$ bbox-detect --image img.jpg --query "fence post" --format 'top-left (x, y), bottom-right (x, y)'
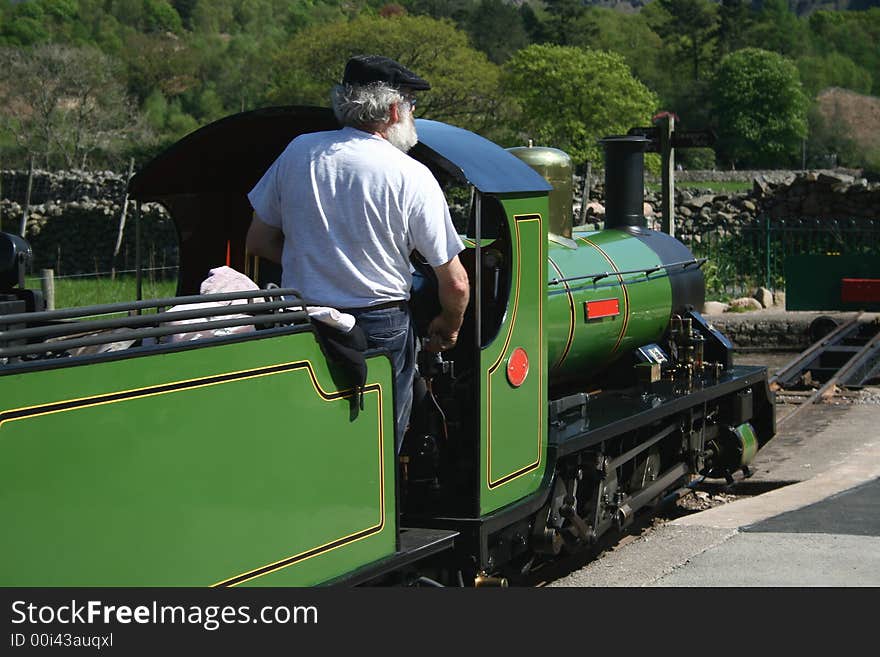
top-left (764, 214), bottom-right (771, 291)
top-left (659, 114), bottom-right (675, 237)
top-left (19, 154), bottom-right (34, 238)
top-left (40, 268), bottom-right (55, 311)
top-left (114, 157), bottom-right (136, 258)
top-left (578, 161), bottom-right (591, 226)
top-left (135, 201), bottom-right (142, 304)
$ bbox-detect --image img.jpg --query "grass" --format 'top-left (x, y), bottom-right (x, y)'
top-left (24, 275), bottom-right (178, 310)
top-left (646, 180), bottom-right (753, 193)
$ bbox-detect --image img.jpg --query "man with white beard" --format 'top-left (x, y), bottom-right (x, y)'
top-left (246, 55), bottom-right (469, 451)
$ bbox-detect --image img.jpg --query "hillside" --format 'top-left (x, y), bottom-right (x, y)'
top-left (816, 87), bottom-right (880, 154)
top-left (582, 1), bottom-right (878, 15)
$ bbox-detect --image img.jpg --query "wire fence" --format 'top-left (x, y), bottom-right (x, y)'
top-left (14, 213), bottom-right (880, 306)
top-left (23, 266), bottom-right (180, 309)
top-left (678, 216), bottom-right (880, 298)
top-left (24, 266), bottom-right (178, 282)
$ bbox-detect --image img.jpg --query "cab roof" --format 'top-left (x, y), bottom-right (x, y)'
top-left (128, 106), bottom-right (551, 200)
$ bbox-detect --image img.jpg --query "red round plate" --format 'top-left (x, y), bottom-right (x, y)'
top-left (506, 347), bottom-right (529, 387)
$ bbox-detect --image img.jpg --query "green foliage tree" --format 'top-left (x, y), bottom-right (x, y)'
top-left (501, 44), bottom-right (659, 166)
top-left (170, 0), bottom-right (199, 29)
top-left (797, 52), bottom-right (873, 98)
top-left (0, 43), bottom-right (143, 168)
top-left (467, 0), bottom-right (529, 64)
top-left (716, 0), bottom-right (753, 57)
top-left (401, 0), bottom-right (474, 26)
top-left (71, 0), bottom-right (126, 53)
top-left (143, 0), bottom-right (183, 33)
top-left (1, 0), bottom-right (878, 172)
top-left (808, 8), bottom-right (880, 95)
top-left (120, 31), bottom-right (199, 103)
top-left (577, 8), bottom-right (665, 95)
top-left (648, 0), bottom-right (718, 83)
top-left (518, 2), bottom-right (545, 43)
top-left (0, 0), bottom-right (52, 45)
top-left (711, 48), bottom-right (808, 168)
top-left (746, 0), bottom-right (806, 58)
top-left (201, 33), bottom-right (274, 114)
top-left (102, 0), bottom-right (183, 34)
top-left (543, 0), bottom-right (595, 47)
top-left (187, 0), bottom-right (236, 32)
top-left (266, 14), bottom-right (503, 132)
top-left (143, 88), bottom-right (198, 141)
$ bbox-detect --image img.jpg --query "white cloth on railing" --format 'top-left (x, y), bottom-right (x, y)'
top-left (165, 266), bottom-right (355, 341)
top-left (200, 265), bottom-right (261, 297)
top-left (306, 306), bottom-right (356, 332)
top-left (71, 266), bottom-right (357, 352)
top-left (163, 266), bottom-right (263, 342)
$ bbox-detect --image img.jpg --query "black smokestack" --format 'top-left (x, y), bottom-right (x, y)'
top-left (601, 136), bottom-right (649, 230)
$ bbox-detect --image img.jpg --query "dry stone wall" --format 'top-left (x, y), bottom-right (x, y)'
top-left (757, 171), bottom-right (880, 219)
top-left (573, 168), bottom-right (880, 233)
top-left (0, 170), bottom-right (176, 276)
top-left (573, 168), bottom-right (880, 309)
top-left (3, 167), bottom-right (879, 279)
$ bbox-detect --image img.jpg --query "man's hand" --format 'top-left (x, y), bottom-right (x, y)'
top-left (425, 313), bottom-right (460, 352)
top-left (426, 255), bottom-right (469, 352)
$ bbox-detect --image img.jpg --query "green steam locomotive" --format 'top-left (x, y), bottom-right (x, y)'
top-left (0, 107), bottom-right (774, 586)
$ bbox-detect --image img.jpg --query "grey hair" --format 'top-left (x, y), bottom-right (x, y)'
top-left (331, 82), bottom-right (406, 130)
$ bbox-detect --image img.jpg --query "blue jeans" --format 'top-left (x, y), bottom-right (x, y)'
top-left (349, 305), bottom-right (415, 453)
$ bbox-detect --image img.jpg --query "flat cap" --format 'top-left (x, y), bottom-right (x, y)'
top-left (342, 55), bottom-right (430, 91)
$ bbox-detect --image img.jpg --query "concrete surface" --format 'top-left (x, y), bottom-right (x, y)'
top-left (652, 532), bottom-right (880, 586)
top-left (550, 402), bottom-right (880, 587)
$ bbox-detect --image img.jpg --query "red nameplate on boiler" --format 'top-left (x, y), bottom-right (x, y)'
top-left (585, 298), bottom-right (620, 320)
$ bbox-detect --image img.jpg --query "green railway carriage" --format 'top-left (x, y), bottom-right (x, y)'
top-left (0, 108), bottom-right (775, 586)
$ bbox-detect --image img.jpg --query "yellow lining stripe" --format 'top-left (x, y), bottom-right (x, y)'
top-left (576, 236), bottom-right (631, 354)
top-left (0, 358), bottom-right (367, 426)
top-left (215, 379), bottom-right (386, 587)
top-left (548, 255), bottom-right (575, 370)
top-left (0, 359), bottom-right (388, 587)
top-left (485, 214), bottom-right (543, 489)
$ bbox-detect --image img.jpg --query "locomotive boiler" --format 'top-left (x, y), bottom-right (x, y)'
top-left (0, 107), bottom-right (774, 586)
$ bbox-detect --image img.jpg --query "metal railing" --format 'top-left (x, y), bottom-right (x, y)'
top-left (676, 216), bottom-right (880, 298)
top-left (0, 288), bottom-right (308, 360)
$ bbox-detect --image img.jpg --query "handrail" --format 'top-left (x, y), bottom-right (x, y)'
top-left (548, 258), bottom-right (706, 286)
top-left (0, 287), bottom-right (305, 324)
top-left (0, 287), bottom-right (311, 360)
top-left (0, 312), bottom-right (306, 359)
top-left (0, 298), bottom-right (306, 343)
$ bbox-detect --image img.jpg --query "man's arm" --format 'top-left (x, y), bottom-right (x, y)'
top-left (245, 212), bottom-right (284, 264)
top-left (426, 255), bottom-right (470, 352)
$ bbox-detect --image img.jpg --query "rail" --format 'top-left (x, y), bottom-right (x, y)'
top-left (771, 316), bottom-right (880, 428)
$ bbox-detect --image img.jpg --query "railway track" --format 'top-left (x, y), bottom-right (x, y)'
top-left (770, 314), bottom-right (880, 427)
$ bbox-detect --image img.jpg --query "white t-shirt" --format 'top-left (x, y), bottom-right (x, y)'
top-left (248, 126), bottom-right (464, 308)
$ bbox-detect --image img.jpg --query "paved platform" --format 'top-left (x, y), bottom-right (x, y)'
top-left (549, 402), bottom-right (880, 587)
